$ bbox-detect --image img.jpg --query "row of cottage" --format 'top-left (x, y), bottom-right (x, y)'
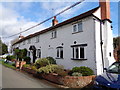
top-left (11, 0), bottom-right (115, 75)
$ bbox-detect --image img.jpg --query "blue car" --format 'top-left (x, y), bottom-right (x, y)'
top-left (94, 62), bottom-right (120, 89)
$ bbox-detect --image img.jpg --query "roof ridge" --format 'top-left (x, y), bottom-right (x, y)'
top-left (12, 6), bottom-right (100, 46)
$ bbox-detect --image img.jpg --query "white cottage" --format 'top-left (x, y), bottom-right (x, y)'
top-left (11, 0), bottom-right (115, 75)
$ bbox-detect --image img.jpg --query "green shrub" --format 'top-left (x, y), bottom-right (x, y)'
top-left (12, 63), bottom-right (15, 66)
top-left (23, 57), bottom-right (31, 64)
top-left (23, 64), bottom-right (31, 68)
top-left (46, 57), bottom-right (56, 64)
top-left (6, 55), bottom-right (16, 61)
top-left (38, 64), bottom-right (64, 74)
top-left (72, 72), bottom-right (82, 76)
top-left (34, 58), bottom-right (50, 68)
top-left (31, 65), bottom-right (37, 71)
top-left (72, 66), bottom-right (94, 76)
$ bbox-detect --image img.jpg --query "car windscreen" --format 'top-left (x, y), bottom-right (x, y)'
top-left (107, 63), bottom-right (120, 74)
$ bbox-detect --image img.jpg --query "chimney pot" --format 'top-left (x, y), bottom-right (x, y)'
top-left (52, 16), bottom-right (58, 26)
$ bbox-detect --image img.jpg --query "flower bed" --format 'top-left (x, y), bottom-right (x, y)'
top-left (41, 73), bottom-right (62, 84)
top-left (39, 73), bottom-right (96, 88)
top-left (22, 67), bottom-right (37, 75)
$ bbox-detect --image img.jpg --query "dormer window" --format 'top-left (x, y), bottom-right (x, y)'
top-left (73, 21), bottom-right (83, 33)
top-left (51, 30), bottom-right (57, 39)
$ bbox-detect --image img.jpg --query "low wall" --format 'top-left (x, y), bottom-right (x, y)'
top-left (60, 75), bottom-right (96, 88)
top-left (22, 67), bottom-right (36, 74)
top-left (40, 73), bottom-right (96, 88)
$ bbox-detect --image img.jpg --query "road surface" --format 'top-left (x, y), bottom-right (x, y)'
top-left (2, 64), bottom-right (58, 88)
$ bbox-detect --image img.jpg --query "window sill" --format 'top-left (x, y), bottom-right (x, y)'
top-left (51, 37), bottom-right (56, 39)
top-left (71, 58), bottom-right (87, 60)
top-left (72, 31), bottom-right (83, 34)
top-left (56, 58), bottom-right (64, 59)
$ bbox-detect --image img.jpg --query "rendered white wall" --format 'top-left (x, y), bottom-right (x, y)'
top-left (13, 16), bottom-right (97, 74)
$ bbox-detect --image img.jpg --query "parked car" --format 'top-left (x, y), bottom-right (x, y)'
top-left (94, 62), bottom-right (120, 89)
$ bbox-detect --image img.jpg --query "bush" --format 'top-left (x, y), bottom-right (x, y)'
top-left (34, 58), bottom-right (50, 68)
top-left (46, 57), bottom-right (56, 64)
top-left (23, 64), bottom-right (31, 68)
top-left (38, 64), bottom-right (64, 74)
top-left (23, 57), bottom-right (31, 64)
top-left (31, 65), bottom-right (37, 71)
top-left (6, 55), bottom-right (16, 61)
top-left (72, 72), bottom-right (82, 76)
top-left (72, 66), bottom-right (94, 76)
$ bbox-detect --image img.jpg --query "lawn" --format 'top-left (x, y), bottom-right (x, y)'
top-left (0, 60), bottom-right (16, 69)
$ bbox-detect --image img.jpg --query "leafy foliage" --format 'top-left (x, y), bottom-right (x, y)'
top-left (14, 48), bottom-right (28, 61)
top-left (23, 57), bottom-right (31, 64)
top-left (38, 64), bottom-right (64, 74)
top-left (35, 58), bottom-right (50, 68)
top-left (46, 57), bottom-right (56, 64)
top-left (0, 39), bottom-right (8, 55)
top-left (22, 64), bottom-right (31, 68)
top-left (113, 36), bottom-right (120, 49)
top-left (6, 55), bottom-right (16, 61)
top-left (72, 66), bottom-right (94, 76)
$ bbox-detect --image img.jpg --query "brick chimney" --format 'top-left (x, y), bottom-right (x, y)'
top-left (99, 0), bottom-right (110, 20)
top-left (52, 16), bottom-right (58, 26)
top-left (19, 35), bottom-right (24, 40)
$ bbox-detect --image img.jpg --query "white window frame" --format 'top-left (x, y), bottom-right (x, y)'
top-left (51, 30), bottom-right (57, 39)
top-left (36, 36), bottom-right (39, 43)
top-left (72, 45), bottom-right (86, 60)
top-left (73, 21), bottom-right (83, 33)
top-left (56, 47), bottom-right (63, 59)
top-left (36, 49), bottom-right (41, 58)
top-left (27, 51), bottom-right (30, 57)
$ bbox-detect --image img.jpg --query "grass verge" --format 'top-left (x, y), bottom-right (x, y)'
top-left (0, 60), bottom-right (16, 69)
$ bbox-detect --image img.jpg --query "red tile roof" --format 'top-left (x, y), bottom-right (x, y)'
top-left (12, 7), bottom-right (100, 46)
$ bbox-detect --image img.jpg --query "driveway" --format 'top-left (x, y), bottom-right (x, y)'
top-left (2, 64), bottom-right (58, 88)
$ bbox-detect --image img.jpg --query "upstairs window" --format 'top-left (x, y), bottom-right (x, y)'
top-left (56, 47), bottom-right (63, 59)
top-left (36, 36), bottom-right (39, 43)
top-left (71, 44), bottom-right (87, 60)
top-left (73, 21), bottom-right (83, 33)
top-left (51, 30), bottom-right (57, 39)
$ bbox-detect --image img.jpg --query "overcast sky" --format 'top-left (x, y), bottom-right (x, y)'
top-left (0, 0), bottom-right (119, 45)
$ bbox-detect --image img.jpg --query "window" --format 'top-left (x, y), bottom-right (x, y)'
top-left (27, 51), bottom-right (30, 57)
top-left (71, 44), bottom-right (87, 60)
top-left (28, 39), bottom-right (31, 44)
top-left (78, 21), bottom-right (82, 32)
top-left (37, 49), bottom-right (41, 58)
top-left (51, 30), bottom-right (57, 38)
top-left (73, 21), bottom-right (83, 33)
top-left (56, 47), bottom-right (63, 59)
top-left (36, 36), bottom-right (39, 43)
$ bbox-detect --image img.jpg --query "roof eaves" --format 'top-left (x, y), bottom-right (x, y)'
top-left (12, 6), bottom-right (100, 46)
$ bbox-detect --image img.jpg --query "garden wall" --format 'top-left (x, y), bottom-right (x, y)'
top-left (41, 73), bottom-right (96, 88)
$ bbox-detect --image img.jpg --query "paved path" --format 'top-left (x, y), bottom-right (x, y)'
top-left (2, 64), bottom-right (58, 88)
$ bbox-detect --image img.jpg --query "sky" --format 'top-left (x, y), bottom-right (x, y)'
top-left (0, 0), bottom-right (119, 46)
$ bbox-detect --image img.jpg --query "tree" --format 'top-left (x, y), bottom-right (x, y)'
top-left (0, 39), bottom-right (8, 55)
top-left (14, 48), bottom-right (27, 61)
top-left (113, 36), bottom-right (120, 49)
